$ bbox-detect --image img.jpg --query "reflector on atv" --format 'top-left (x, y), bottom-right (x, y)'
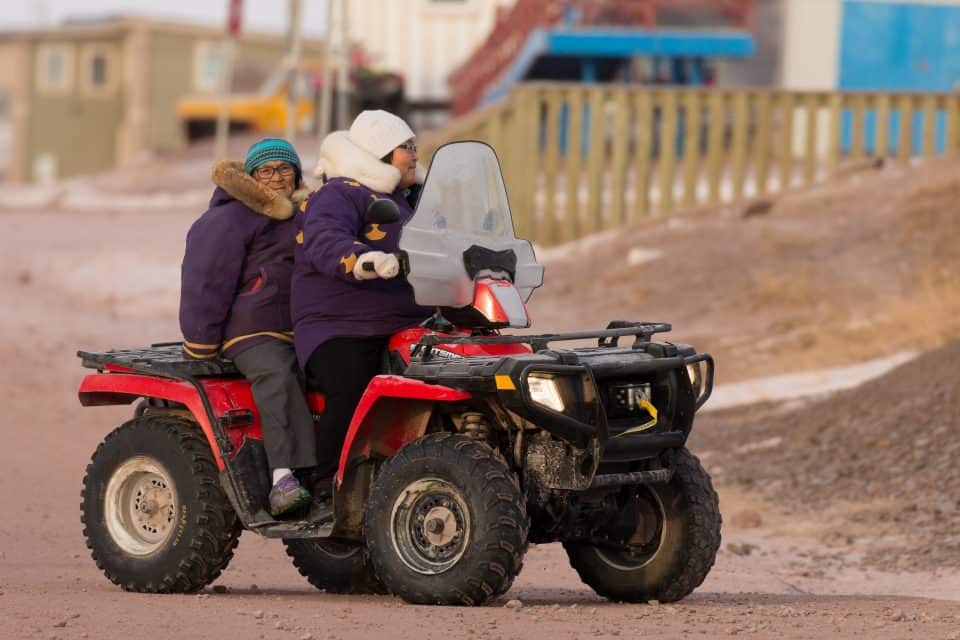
top-left (400, 141), bottom-right (544, 307)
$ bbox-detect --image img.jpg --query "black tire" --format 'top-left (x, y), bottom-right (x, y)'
top-left (284, 538), bottom-right (386, 594)
top-left (363, 432), bottom-right (528, 606)
top-left (564, 448), bottom-right (721, 603)
top-left (80, 415), bottom-right (242, 593)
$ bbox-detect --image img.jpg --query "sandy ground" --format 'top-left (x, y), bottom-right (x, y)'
top-left (2, 155), bottom-right (960, 639)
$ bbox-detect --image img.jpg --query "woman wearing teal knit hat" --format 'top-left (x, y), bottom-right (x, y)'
top-left (179, 136), bottom-right (320, 517)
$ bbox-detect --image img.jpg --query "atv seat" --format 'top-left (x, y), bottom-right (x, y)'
top-left (77, 343), bottom-right (242, 379)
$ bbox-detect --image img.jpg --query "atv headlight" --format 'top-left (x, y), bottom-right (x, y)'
top-left (686, 362), bottom-right (702, 397)
top-left (527, 373), bottom-right (565, 412)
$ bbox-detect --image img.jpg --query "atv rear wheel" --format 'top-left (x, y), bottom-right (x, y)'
top-left (564, 448), bottom-right (721, 603)
top-left (363, 433), bottom-right (528, 606)
top-left (284, 538), bottom-right (385, 594)
top-left (81, 415), bottom-right (241, 593)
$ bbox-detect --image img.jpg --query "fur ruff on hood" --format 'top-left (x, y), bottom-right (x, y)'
top-left (212, 160), bottom-right (310, 220)
top-left (313, 131), bottom-right (425, 193)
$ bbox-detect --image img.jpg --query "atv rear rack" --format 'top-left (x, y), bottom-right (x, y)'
top-left (77, 342), bottom-right (240, 378)
top-left (416, 321), bottom-right (673, 353)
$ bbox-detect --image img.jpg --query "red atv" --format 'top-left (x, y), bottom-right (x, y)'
top-left (78, 141), bottom-right (719, 605)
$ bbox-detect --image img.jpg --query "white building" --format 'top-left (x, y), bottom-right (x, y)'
top-left (346, 0), bottom-right (514, 110)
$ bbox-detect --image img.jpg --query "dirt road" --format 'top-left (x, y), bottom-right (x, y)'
top-left (1, 159), bottom-right (958, 639)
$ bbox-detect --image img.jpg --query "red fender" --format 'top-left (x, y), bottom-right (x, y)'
top-left (336, 375), bottom-right (471, 484)
top-left (78, 373), bottom-right (263, 470)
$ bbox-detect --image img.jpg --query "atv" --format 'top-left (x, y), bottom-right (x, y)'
top-left (77, 141), bottom-right (720, 605)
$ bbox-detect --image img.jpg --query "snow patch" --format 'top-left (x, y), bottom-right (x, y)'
top-left (704, 351), bottom-right (918, 412)
top-left (626, 247), bottom-right (661, 266)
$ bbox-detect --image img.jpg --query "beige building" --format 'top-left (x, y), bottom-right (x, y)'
top-left (346, 0), bottom-right (514, 105)
top-left (0, 16), bottom-right (323, 184)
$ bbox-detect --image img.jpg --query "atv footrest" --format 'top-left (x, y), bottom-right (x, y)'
top-left (252, 520), bottom-right (334, 539)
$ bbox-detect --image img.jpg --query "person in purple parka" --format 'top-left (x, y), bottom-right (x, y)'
top-left (292, 110), bottom-right (432, 480)
top-left (179, 138), bottom-right (318, 517)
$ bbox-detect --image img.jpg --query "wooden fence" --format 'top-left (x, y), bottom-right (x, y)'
top-left (421, 83), bottom-right (960, 245)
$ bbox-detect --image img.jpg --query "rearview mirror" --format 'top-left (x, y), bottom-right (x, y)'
top-left (365, 198), bottom-right (402, 225)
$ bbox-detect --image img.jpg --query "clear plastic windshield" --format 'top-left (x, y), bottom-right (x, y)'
top-left (400, 142), bottom-right (544, 308)
top-left (414, 143), bottom-right (515, 239)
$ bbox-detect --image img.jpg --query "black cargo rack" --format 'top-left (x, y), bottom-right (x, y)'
top-left (77, 342), bottom-right (240, 379)
top-left (416, 321), bottom-right (673, 353)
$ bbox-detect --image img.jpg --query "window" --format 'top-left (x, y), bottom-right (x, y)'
top-left (36, 44), bottom-right (75, 94)
top-left (91, 54), bottom-right (107, 86)
top-left (79, 44), bottom-right (118, 96)
top-left (193, 41), bottom-right (226, 93)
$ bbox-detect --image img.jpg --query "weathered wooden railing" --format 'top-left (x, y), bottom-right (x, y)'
top-left (422, 83), bottom-right (960, 245)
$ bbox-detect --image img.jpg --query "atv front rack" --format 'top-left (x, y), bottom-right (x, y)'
top-left (416, 321), bottom-right (673, 353)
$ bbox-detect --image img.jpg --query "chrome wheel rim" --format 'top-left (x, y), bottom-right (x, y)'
top-left (390, 478), bottom-right (470, 575)
top-left (104, 456), bottom-right (179, 556)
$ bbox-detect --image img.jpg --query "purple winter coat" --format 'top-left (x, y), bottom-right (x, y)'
top-left (291, 177), bottom-right (432, 367)
top-left (179, 160), bottom-right (309, 360)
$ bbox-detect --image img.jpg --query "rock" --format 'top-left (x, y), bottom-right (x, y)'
top-left (53, 621), bottom-right (67, 628)
top-left (16, 270), bottom-right (32, 285)
top-left (728, 510), bottom-right (763, 529)
top-left (212, 585), bottom-right (228, 594)
top-left (505, 599), bottom-right (523, 610)
top-left (726, 542), bottom-right (758, 556)
top-left (254, 611), bottom-right (265, 620)
top-left (742, 198), bottom-right (774, 218)
top-left (888, 610), bottom-right (906, 622)
top-left (300, 634), bottom-right (313, 640)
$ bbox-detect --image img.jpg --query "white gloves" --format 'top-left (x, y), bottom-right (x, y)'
top-left (353, 251), bottom-right (400, 280)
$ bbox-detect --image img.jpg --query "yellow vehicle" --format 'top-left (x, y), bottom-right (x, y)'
top-left (177, 67), bottom-right (316, 141)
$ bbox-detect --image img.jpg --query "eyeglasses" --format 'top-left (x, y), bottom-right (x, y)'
top-left (254, 164), bottom-right (295, 179)
top-left (397, 141), bottom-right (417, 153)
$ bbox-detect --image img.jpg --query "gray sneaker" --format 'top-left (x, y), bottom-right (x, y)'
top-left (269, 473), bottom-right (312, 517)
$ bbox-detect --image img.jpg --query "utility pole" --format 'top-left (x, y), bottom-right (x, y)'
top-left (336, 0), bottom-right (350, 130)
top-left (285, 0), bottom-right (303, 141)
top-left (214, 0), bottom-right (242, 160)
top-left (317, 0), bottom-right (339, 146)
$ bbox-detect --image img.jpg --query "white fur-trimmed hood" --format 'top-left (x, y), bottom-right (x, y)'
top-left (313, 131), bottom-right (425, 193)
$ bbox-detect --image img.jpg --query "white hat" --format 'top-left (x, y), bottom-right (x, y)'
top-left (348, 110), bottom-right (415, 160)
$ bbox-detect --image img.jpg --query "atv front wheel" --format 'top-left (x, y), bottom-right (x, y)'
top-left (564, 448), bottom-right (721, 603)
top-left (81, 415), bottom-right (241, 593)
top-left (363, 433), bottom-right (528, 605)
top-left (284, 538), bottom-right (385, 594)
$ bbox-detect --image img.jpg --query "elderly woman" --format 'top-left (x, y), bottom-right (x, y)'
top-left (179, 137), bottom-right (317, 517)
top-left (292, 110), bottom-right (432, 479)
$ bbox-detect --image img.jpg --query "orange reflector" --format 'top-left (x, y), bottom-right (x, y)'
top-left (495, 375), bottom-right (516, 391)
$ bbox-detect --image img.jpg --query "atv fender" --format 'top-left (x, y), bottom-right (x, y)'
top-left (331, 375), bottom-right (471, 538)
top-left (78, 373), bottom-right (238, 470)
top-left (336, 375), bottom-right (471, 484)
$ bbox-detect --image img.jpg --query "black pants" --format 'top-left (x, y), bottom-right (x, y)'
top-left (232, 339), bottom-right (317, 471)
top-left (305, 336), bottom-right (389, 476)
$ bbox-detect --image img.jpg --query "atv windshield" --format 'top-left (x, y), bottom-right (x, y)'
top-left (400, 141), bottom-right (544, 308)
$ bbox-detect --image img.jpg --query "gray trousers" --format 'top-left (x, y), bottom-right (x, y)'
top-left (232, 339), bottom-right (317, 471)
